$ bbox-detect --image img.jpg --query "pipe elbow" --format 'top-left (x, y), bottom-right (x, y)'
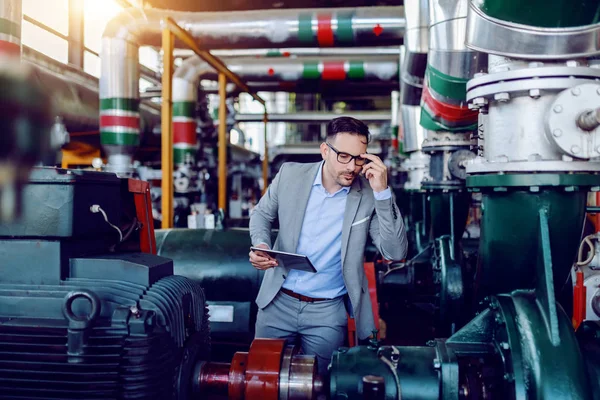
top-left (102, 7), bottom-right (163, 45)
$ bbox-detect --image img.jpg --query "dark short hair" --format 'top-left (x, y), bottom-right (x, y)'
top-left (326, 116), bottom-right (371, 143)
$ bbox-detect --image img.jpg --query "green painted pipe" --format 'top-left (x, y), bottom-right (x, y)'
top-left (478, 0), bottom-right (600, 28)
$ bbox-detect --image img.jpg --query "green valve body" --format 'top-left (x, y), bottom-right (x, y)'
top-left (468, 174), bottom-right (600, 300)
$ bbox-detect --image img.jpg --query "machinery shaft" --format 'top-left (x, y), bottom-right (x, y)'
top-left (193, 339), bottom-right (323, 400)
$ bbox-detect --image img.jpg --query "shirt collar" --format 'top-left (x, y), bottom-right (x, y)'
top-left (314, 161), bottom-right (351, 194)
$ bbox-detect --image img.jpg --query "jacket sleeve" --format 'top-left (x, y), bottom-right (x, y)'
top-left (249, 163), bottom-right (286, 248)
top-left (368, 192), bottom-right (408, 261)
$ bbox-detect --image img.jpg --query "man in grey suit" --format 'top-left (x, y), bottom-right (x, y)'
top-left (249, 116), bottom-right (407, 375)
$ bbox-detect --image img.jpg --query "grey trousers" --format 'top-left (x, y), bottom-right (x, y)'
top-left (255, 290), bottom-right (348, 376)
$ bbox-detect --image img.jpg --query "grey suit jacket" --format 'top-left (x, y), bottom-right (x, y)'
top-left (249, 161), bottom-right (407, 339)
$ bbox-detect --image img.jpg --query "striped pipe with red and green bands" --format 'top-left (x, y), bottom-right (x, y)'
top-left (298, 12), bottom-right (354, 46)
top-left (173, 101), bottom-right (198, 165)
top-left (0, 17), bottom-right (21, 56)
top-left (100, 98), bottom-right (140, 146)
top-left (419, 65), bottom-right (477, 132)
top-left (302, 61), bottom-right (365, 80)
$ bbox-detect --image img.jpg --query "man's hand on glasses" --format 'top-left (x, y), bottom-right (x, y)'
top-left (360, 153), bottom-right (388, 193)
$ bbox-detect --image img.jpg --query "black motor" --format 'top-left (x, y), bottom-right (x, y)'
top-left (0, 168), bottom-right (210, 399)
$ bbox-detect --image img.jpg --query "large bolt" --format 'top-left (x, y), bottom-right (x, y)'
top-left (577, 108), bottom-right (600, 131)
top-left (494, 92), bottom-right (510, 102)
top-left (472, 97), bottom-right (488, 107)
top-left (529, 89), bottom-right (541, 99)
top-left (571, 87), bottom-right (581, 96)
top-left (552, 129), bottom-right (563, 137)
top-left (433, 359), bottom-right (441, 370)
top-left (553, 105), bottom-right (563, 113)
top-left (500, 341), bottom-right (510, 350)
top-left (572, 145), bottom-right (581, 154)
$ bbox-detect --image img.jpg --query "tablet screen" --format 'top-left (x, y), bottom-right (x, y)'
top-left (250, 247), bottom-right (317, 273)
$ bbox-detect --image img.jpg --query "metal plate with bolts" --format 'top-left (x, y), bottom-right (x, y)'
top-left (466, 67), bottom-right (600, 93)
top-left (465, 1), bottom-right (600, 59)
top-left (546, 83), bottom-right (600, 159)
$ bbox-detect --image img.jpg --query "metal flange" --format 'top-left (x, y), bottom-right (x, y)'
top-left (546, 83), bottom-right (600, 159)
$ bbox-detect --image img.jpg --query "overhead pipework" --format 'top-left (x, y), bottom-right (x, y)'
top-left (399, 0), bottom-right (431, 192)
top-left (99, 6), bottom-right (405, 174)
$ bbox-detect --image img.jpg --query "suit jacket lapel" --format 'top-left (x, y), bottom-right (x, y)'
top-left (341, 178), bottom-right (362, 267)
top-left (291, 162), bottom-right (321, 252)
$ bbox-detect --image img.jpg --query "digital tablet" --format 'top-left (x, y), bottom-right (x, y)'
top-left (250, 247), bottom-right (317, 273)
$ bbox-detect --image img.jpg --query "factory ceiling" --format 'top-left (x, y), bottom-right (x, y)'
top-left (143, 0), bottom-right (400, 12)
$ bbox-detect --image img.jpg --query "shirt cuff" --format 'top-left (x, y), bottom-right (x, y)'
top-left (373, 187), bottom-right (392, 200)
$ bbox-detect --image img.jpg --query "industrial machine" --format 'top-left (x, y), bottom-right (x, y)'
top-left (327, 1), bottom-right (600, 398)
top-left (190, 1), bottom-right (600, 399)
top-left (155, 228), bottom-right (267, 360)
top-left (5, 0), bottom-right (600, 399)
top-left (378, 0), bottom-right (481, 341)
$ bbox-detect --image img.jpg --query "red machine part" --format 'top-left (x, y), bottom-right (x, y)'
top-left (128, 179), bottom-right (157, 254)
top-left (243, 338), bottom-right (286, 400)
top-left (348, 262), bottom-right (381, 346)
top-left (573, 270), bottom-right (587, 331)
top-left (195, 338), bottom-right (322, 400)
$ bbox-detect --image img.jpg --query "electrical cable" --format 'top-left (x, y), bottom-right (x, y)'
top-left (576, 234), bottom-right (597, 267)
top-left (90, 205), bottom-right (123, 243)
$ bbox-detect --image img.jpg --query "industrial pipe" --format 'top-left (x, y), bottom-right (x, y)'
top-left (165, 17), bottom-right (265, 107)
top-left (103, 6), bottom-right (405, 49)
top-left (400, 0), bottom-right (431, 194)
top-left (175, 80), bottom-right (400, 96)
top-left (0, 0), bottom-right (21, 56)
top-left (234, 111), bottom-right (392, 123)
top-left (420, 0), bottom-right (485, 133)
top-left (175, 46), bottom-right (402, 58)
top-left (172, 55), bottom-right (399, 172)
top-left (23, 47), bottom-right (160, 137)
top-left (176, 56), bottom-right (399, 84)
top-left (100, 6), bottom-right (404, 172)
top-left (401, 0), bottom-right (429, 153)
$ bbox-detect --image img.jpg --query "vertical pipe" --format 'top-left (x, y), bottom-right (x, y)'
top-left (68, 0), bottom-right (84, 68)
top-left (262, 112), bottom-right (269, 195)
top-left (218, 73), bottom-right (227, 212)
top-left (0, 0), bottom-right (22, 57)
top-left (161, 28), bottom-right (174, 229)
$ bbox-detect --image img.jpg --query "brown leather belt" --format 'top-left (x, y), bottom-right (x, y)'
top-left (280, 288), bottom-right (331, 303)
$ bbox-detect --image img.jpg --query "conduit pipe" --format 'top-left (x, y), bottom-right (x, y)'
top-left (171, 56), bottom-right (399, 163)
top-left (0, 0), bottom-right (21, 57)
top-left (176, 47), bottom-right (402, 58)
top-left (234, 111), bottom-right (392, 123)
top-left (420, 0), bottom-right (485, 132)
top-left (400, 0), bottom-right (431, 190)
top-left (100, 6), bottom-right (405, 173)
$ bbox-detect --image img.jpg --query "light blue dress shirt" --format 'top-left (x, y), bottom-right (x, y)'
top-left (282, 161), bottom-right (391, 299)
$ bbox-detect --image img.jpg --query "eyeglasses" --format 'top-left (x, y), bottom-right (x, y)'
top-left (326, 142), bottom-right (368, 166)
